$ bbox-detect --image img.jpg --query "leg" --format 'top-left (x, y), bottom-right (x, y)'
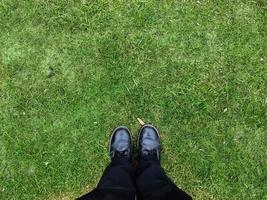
top-left (78, 160), bottom-right (135, 200)
top-left (136, 125), bottom-right (192, 200)
top-left (77, 127), bottom-right (136, 200)
top-left (97, 159), bottom-right (135, 191)
top-left (136, 159), bottom-right (192, 200)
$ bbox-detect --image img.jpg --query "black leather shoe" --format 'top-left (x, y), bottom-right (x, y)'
top-left (109, 126), bottom-right (133, 162)
top-left (138, 124), bottom-right (161, 161)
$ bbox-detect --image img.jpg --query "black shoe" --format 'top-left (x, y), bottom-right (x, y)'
top-left (109, 126), bottom-right (133, 162)
top-left (138, 124), bottom-right (161, 161)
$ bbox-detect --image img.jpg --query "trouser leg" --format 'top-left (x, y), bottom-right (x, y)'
top-left (136, 159), bottom-right (192, 200)
top-left (77, 159), bottom-right (136, 200)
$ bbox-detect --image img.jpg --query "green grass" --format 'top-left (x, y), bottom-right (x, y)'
top-left (0, 0), bottom-right (266, 199)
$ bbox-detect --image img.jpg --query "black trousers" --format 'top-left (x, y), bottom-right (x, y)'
top-left (77, 158), bottom-right (192, 200)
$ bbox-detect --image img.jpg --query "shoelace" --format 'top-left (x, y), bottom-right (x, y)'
top-left (114, 150), bottom-right (129, 159)
top-left (143, 149), bottom-right (158, 157)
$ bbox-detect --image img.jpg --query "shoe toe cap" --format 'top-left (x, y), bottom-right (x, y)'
top-left (140, 126), bottom-right (160, 150)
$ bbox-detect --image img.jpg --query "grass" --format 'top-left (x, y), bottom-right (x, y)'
top-left (0, 0), bottom-right (266, 199)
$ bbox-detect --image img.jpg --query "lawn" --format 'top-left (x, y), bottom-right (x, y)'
top-left (0, 0), bottom-right (266, 199)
